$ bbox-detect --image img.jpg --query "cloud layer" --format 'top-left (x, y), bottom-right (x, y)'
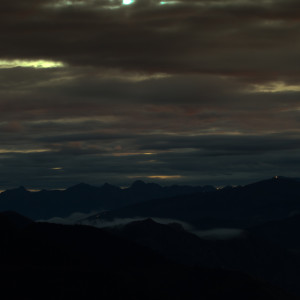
top-left (0, 0), bottom-right (300, 188)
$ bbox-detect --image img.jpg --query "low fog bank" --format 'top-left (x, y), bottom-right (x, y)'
top-left (37, 211), bottom-right (101, 225)
top-left (39, 213), bottom-right (245, 240)
top-left (194, 228), bottom-right (245, 240)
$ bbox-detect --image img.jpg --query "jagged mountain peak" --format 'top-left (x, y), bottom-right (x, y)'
top-left (130, 180), bottom-right (147, 188)
top-left (1, 186), bottom-right (29, 196)
top-left (101, 182), bottom-right (120, 191)
top-left (66, 182), bottom-right (95, 191)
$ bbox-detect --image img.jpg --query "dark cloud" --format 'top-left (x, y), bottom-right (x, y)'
top-left (0, 0), bottom-right (300, 80)
top-left (137, 133), bottom-right (300, 153)
top-left (0, 0), bottom-right (299, 188)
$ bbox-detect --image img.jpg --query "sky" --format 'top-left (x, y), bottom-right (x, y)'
top-left (1, 0), bottom-right (300, 189)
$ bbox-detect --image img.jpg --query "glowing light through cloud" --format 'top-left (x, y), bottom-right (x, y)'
top-left (129, 175), bottom-right (183, 180)
top-left (147, 175), bottom-right (183, 179)
top-left (160, 1), bottom-right (179, 5)
top-left (251, 81), bottom-right (300, 93)
top-left (123, 0), bottom-right (134, 5)
top-left (113, 152), bottom-right (154, 157)
top-left (0, 59), bottom-right (65, 69)
top-left (49, 0), bottom-right (85, 8)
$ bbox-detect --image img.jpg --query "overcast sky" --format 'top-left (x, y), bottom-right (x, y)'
top-left (1, 0), bottom-right (300, 189)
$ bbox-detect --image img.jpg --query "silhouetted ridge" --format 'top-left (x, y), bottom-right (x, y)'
top-left (113, 218), bottom-right (300, 296)
top-left (1, 186), bottom-right (29, 197)
top-left (100, 182), bottom-right (121, 192)
top-left (89, 176), bottom-right (300, 230)
top-left (0, 211), bottom-right (33, 229)
top-left (0, 181), bottom-right (207, 220)
top-left (244, 176), bottom-right (300, 192)
top-left (0, 213), bottom-right (19, 237)
top-left (0, 214), bottom-right (293, 300)
top-left (221, 185), bottom-right (234, 191)
top-left (202, 185), bottom-right (216, 192)
top-left (66, 182), bottom-right (96, 192)
top-left (121, 218), bottom-right (163, 232)
top-left (130, 180), bottom-right (147, 189)
top-left (250, 213), bottom-right (300, 252)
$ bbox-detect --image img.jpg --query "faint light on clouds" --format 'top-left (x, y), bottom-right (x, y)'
top-left (250, 81), bottom-right (300, 93)
top-left (129, 175), bottom-right (183, 180)
top-left (160, 1), bottom-right (179, 4)
top-left (0, 149), bottom-right (51, 154)
top-left (0, 59), bottom-right (65, 69)
top-left (112, 152), bottom-right (154, 157)
top-left (147, 175), bottom-right (183, 179)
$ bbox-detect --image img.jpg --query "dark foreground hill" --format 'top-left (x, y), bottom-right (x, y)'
top-left (0, 213), bottom-right (293, 300)
top-left (249, 213), bottom-right (300, 253)
top-left (110, 218), bottom-right (300, 296)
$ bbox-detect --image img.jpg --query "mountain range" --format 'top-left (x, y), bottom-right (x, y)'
top-left (109, 218), bottom-right (300, 295)
top-left (1, 176), bottom-right (300, 298)
top-left (85, 176), bottom-right (300, 229)
top-left (0, 181), bottom-right (209, 220)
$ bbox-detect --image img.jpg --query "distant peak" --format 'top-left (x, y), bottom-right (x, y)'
top-left (141, 218), bottom-right (157, 225)
top-left (75, 182), bottom-right (89, 187)
top-left (17, 186), bottom-right (27, 191)
top-left (202, 185), bottom-right (216, 192)
top-left (266, 176), bottom-right (299, 184)
top-left (130, 180), bottom-right (146, 188)
top-left (272, 176), bottom-right (297, 181)
top-left (1, 186), bottom-right (29, 197)
top-left (245, 176), bottom-right (300, 190)
top-left (9, 186), bottom-right (28, 193)
top-left (221, 185), bottom-right (234, 191)
top-left (124, 218), bottom-right (159, 229)
top-left (102, 182), bottom-right (116, 188)
top-left (67, 182), bottom-right (93, 191)
top-left (101, 182), bottom-right (120, 191)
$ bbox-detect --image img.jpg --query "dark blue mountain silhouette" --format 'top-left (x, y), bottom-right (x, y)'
top-left (249, 213), bottom-right (300, 253)
top-left (111, 218), bottom-right (300, 296)
top-left (0, 214), bottom-right (292, 300)
top-left (0, 181), bottom-right (206, 220)
top-left (88, 177), bottom-right (300, 228)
